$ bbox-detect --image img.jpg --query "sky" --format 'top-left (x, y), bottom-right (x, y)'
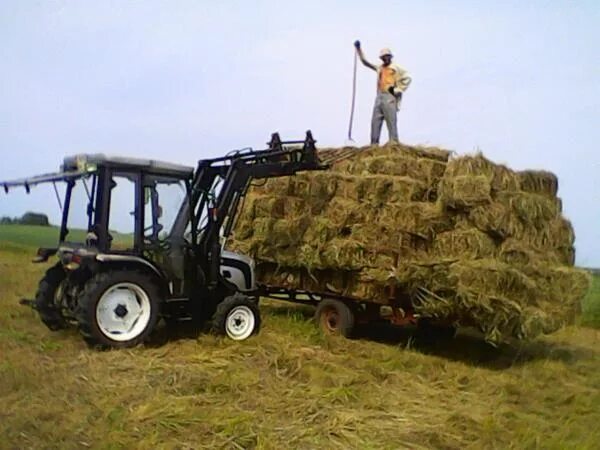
top-left (0, 0), bottom-right (598, 264)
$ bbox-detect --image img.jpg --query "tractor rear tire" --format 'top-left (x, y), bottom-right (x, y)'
top-left (35, 264), bottom-right (67, 331)
top-left (76, 270), bottom-right (160, 349)
top-left (315, 299), bottom-right (355, 338)
top-left (211, 293), bottom-right (261, 340)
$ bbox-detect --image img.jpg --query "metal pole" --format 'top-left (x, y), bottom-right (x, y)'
top-left (347, 50), bottom-right (358, 142)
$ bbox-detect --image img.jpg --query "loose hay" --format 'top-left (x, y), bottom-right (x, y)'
top-left (228, 143), bottom-right (589, 343)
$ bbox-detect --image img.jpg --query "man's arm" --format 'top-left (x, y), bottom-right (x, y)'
top-left (390, 65), bottom-right (412, 95)
top-left (354, 40), bottom-right (377, 71)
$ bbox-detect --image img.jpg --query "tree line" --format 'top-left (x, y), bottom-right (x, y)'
top-left (0, 212), bottom-right (50, 226)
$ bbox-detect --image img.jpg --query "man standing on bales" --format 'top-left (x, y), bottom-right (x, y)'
top-left (354, 40), bottom-right (412, 145)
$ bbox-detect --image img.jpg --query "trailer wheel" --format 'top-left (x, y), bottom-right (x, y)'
top-left (35, 264), bottom-right (68, 331)
top-left (211, 293), bottom-right (261, 340)
top-left (76, 270), bottom-right (160, 349)
top-left (315, 299), bottom-right (355, 337)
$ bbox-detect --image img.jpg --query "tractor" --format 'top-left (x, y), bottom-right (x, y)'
top-left (1, 131), bottom-right (326, 348)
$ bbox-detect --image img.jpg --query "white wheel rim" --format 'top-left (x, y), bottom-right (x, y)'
top-left (95, 282), bottom-right (152, 342)
top-left (225, 305), bottom-right (255, 341)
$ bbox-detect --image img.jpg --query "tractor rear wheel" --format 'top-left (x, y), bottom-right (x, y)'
top-left (315, 299), bottom-right (355, 338)
top-left (211, 293), bottom-right (261, 340)
top-left (35, 264), bottom-right (67, 331)
top-left (76, 270), bottom-right (160, 349)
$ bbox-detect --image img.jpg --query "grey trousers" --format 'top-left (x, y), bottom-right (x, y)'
top-left (370, 91), bottom-right (399, 144)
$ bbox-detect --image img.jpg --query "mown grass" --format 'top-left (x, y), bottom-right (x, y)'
top-left (0, 237), bottom-right (599, 448)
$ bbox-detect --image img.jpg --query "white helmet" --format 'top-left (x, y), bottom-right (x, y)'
top-left (379, 48), bottom-right (393, 58)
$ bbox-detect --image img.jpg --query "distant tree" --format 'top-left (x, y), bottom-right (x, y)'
top-left (20, 212), bottom-right (50, 226)
top-left (0, 216), bottom-right (14, 224)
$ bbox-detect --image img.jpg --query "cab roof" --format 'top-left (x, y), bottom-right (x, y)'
top-left (1, 153), bottom-right (194, 193)
top-left (62, 153), bottom-right (194, 178)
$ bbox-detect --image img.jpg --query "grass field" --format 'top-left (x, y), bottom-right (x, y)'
top-left (1, 226), bottom-right (599, 449)
top-left (0, 223), bottom-right (65, 248)
top-left (0, 224), bottom-right (132, 250)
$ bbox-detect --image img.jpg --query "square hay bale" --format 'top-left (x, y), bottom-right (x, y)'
top-left (271, 217), bottom-right (311, 248)
top-left (377, 202), bottom-right (454, 240)
top-left (250, 177), bottom-right (291, 196)
top-left (288, 173), bottom-right (313, 197)
top-left (411, 145), bottom-right (452, 162)
top-left (302, 217), bottom-right (338, 245)
top-left (432, 227), bottom-right (497, 260)
top-left (344, 279), bottom-right (390, 303)
top-left (468, 202), bottom-right (523, 239)
top-left (357, 175), bottom-right (426, 205)
top-left (332, 174), bottom-right (363, 202)
top-left (236, 196), bottom-right (258, 223)
top-left (307, 172), bottom-right (339, 200)
top-left (363, 155), bottom-right (420, 177)
top-left (517, 170), bottom-right (559, 197)
top-left (444, 153), bottom-right (520, 193)
top-left (555, 245), bottom-right (576, 266)
top-left (323, 197), bottom-right (375, 227)
top-left (496, 192), bottom-right (561, 228)
top-left (438, 175), bottom-right (492, 209)
top-left (233, 218), bottom-right (254, 240)
top-left (319, 238), bottom-right (370, 270)
top-left (513, 217), bottom-right (575, 251)
top-left (253, 196), bottom-right (286, 218)
top-left (498, 238), bottom-right (561, 266)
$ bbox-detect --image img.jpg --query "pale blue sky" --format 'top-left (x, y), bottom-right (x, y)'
top-left (0, 1), bottom-right (598, 264)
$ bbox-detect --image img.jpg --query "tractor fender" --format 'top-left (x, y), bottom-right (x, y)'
top-left (95, 254), bottom-right (163, 278)
top-left (94, 254), bottom-right (168, 294)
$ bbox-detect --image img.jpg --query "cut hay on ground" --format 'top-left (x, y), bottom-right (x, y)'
top-left (228, 144), bottom-right (589, 343)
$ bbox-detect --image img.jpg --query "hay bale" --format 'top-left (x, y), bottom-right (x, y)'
top-left (498, 238), bottom-right (560, 266)
top-left (376, 202), bottom-right (454, 240)
top-left (228, 143), bottom-right (588, 344)
top-left (517, 170), bottom-right (559, 197)
top-left (438, 175), bottom-right (492, 209)
top-left (443, 153), bottom-right (520, 193)
top-left (469, 202), bottom-right (522, 239)
top-left (432, 227), bottom-right (497, 260)
top-left (250, 177), bottom-right (291, 196)
top-left (496, 192), bottom-right (561, 228)
top-left (356, 175), bottom-right (426, 205)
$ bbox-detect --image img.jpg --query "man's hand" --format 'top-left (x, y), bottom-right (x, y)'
top-left (354, 40), bottom-right (361, 49)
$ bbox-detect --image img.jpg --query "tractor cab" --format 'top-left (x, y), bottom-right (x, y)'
top-left (1, 153), bottom-right (194, 264)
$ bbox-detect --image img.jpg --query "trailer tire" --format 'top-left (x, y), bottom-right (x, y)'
top-left (35, 264), bottom-right (68, 331)
top-left (315, 299), bottom-right (355, 338)
top-left (211, 293), bottom-right (261, 340)
top-left (76, 270), bottom-right (160, 349)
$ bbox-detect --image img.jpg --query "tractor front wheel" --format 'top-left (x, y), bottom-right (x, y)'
top-left (76, 270), bottom-right (160, 349)
top-left (211, 294), bottom-right (261, 340)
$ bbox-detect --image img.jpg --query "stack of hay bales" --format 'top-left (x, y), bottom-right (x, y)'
top-left (228, 143), bottom-right (590, 343)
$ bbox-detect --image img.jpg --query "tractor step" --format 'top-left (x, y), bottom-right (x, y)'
top-left (19, 298), bottom-right (36, 308)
